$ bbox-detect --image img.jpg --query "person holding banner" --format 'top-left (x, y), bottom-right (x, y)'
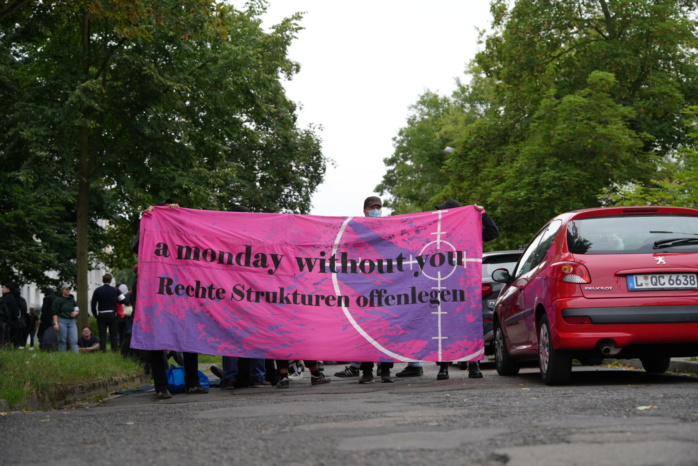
top-left (132, 200), bottom-right (209, 399)
top-left (434, 200), bottom-right (499, 381)
top-left (215, 205), bottom-right (272, 389)
top-left (334, 195), bottom-right (385, 380)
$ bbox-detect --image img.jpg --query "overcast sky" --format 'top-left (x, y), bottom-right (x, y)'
top-left (243, 1), bottom-right (494, 216)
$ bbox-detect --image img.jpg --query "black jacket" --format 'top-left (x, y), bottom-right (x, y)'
top-left (482, 212), bottom-right (499, 242)
top-left (91, 284), bottom-right (126, 316)
top-left (2, 287), bottom-right (20, 322)
top-left (40, 289), bottom-right (57, 323)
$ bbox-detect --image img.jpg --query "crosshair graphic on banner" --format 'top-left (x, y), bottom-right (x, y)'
top-left (405, 209), bottom-right (482, 360)
top-left (330, 210), bottom-right (481, 362)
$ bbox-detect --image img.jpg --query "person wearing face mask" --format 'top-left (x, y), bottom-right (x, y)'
top-left (358, 196), bottom-right (394, 383)
top-left (363, 196), bottom-right (383, 218)
top-left (333, 196), bottom-right (395, 382)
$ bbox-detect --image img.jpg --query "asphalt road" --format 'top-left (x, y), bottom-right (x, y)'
top-left (2, 361), bottom-right (697, 466)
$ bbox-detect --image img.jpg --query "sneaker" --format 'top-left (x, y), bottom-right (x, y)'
top-left (249, 379), bottom-right (272, 388)
top-left (210, 365), bottom-right (223, 380)
top-left (359, 372), bottom-right (374, 384)
top-left (334, 366), bottom-right (360, 377)
top-left (437, 368), bottom-right (449, 381)
top-left (220, 379), bottom-right (236, 389)
top-left (289, 362), bottom-right (305, 380)
top-left (379, 369), bottom-right (393, 383)
top-left (185, 385), bottom-right (209, 394)
top-left (395, 366), bottom-right (423, 377)
top-left (156, 389), bottom-right (173, 400)
top-left (276, 378), bottom-right (290, 389)
top-left (468, 362), bottom-right (483, 379)
top-left (310, 374), bottom-right (331, 385)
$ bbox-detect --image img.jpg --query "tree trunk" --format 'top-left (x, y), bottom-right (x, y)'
top-left (76, 12), bottom-right (92, 331)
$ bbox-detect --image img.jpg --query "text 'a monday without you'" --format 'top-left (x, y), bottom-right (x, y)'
top-left (152, 242), bottom-right (469, 277)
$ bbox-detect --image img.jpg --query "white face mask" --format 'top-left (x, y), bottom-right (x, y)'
top-left (368, 209), bottom-right (382, 218)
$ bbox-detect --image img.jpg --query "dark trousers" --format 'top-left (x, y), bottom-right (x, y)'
top-left (360, 362), bottom-right (394, 374)
top-left (97, 312), bottom-right (119, 352)
top-left (151, 350), bottom-right (199, 392)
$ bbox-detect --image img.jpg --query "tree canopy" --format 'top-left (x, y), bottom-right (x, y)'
top-left (378, 0), bottom-right (698, 249)
top-left (0, 0), bottom-right (327, 318)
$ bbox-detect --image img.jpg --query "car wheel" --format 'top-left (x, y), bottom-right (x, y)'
top-left (640, 356), bottom-right (671, 374)
top-left (538, 315), bottom-right (572, 385)
top-left (494, 324), bottom-right (520, 376)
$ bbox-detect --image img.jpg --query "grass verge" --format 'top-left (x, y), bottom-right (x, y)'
top-left (0, 349), bottom-right (145, 411)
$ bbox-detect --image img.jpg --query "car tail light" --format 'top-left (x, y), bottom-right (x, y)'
top-left (551, 262), bottom-right (591, 284)
top-left (482, 283), bottom-right (493, 298)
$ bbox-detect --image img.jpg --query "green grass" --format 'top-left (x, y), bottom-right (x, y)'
top-left (0, 349), bottom-right (145, 411)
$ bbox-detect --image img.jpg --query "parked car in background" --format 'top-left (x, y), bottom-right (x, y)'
top-left (492, 206), bottom-right (698, 385)
top-left (454, 250), bottom-right (523, 369)
top-left (481, 250), bottom-right (523, 354)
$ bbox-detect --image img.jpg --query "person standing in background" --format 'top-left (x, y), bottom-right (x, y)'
top-left (38, 287), bottom-right (57, 343)
top-left (91, 273), bottom-right (127, 352)
top-left (26, 307), bottom-right (38, 348)
top-left (52, 284), bottom-right (80, 353)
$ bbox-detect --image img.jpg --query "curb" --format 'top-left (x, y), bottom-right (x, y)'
top-left (623, 358), bottom-right (698, 375)
top-left (1, 373), bottom-right (150, 412)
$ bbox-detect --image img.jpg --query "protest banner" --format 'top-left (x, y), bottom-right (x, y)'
top-left (131, 206), bottom-right (485, 362)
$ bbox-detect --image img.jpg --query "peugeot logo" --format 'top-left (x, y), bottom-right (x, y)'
top-left (655, 256), bottom-right (666, 265)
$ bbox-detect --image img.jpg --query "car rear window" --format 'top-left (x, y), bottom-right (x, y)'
top-left (567, 215), bottom-right (698, 254)
top-left (483, 253), bottom-right (521, 277)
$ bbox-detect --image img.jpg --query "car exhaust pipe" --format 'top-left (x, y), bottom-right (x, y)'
top-left (598, 339), bottom-right (621, 356)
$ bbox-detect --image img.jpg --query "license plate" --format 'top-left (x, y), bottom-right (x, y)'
top-left (627, 273), bottom-right (698, 291)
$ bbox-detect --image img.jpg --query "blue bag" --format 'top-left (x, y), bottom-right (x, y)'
top-left (166, 364), bottom-right (210, 393)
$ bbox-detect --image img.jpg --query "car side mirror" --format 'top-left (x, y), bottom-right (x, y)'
top-left (492, 268), bottom-right (512, 284)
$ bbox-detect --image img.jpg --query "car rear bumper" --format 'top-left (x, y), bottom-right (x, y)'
top-left (550, 298), bottom-right (698, 351)
top-left (562, 305), bottom-right (698, 324)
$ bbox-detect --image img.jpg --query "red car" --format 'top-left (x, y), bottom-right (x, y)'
top-left (491, 206), bottom-right (698, 385)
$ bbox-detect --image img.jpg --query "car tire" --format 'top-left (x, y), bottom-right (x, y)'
top-left (640, 356), bottom-right (671, 374)
top-left (538, 315), bottom-right (572, 385)
top-left (457, 361), bottom-right (469, 370)
top-left (494, 324), bottom-right (520, 376)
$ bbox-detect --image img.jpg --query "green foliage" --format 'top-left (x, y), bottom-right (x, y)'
top-left (599, 106), bottom-right (698, 208)
top-left (0, 0), bottom-right (327, 290)
top-left (378, 0), bottom-right (698, 249)
top-left (376, 92), bottom-right (456, 214)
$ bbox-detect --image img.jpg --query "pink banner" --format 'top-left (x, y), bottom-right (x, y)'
top-left (131, 206), bottom-right (484, 362)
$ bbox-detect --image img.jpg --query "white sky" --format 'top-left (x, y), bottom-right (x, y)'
top-left (246, 1), bottom-right (494, 216)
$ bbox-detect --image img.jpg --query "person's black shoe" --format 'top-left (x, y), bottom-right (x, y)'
top-left (210, 365), bottom-right (223, 380)
top-left (395, 366), bottom-right (423, 377)
top-left (276, 378), bottom-right (290, 389)
top-left (359, 372), bottom-right (374, 384)
top-left (468, 362), bottom-right (483, 378)
top-left (437, 366), bottom-right (449, 380)
top-left (185, 385), bottom-right (209, 394)
top-left (334, 365), bottom-right (360, 377)
top-left (156, 389), bottom-right (172, 400)
top-left (311, 374), bottom-right (331, 385)
top-left (379, 368), bottom-right (393, 383)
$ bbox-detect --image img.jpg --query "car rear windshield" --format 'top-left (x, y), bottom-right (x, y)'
top-left (567, 215), bottom-right (698, 254)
